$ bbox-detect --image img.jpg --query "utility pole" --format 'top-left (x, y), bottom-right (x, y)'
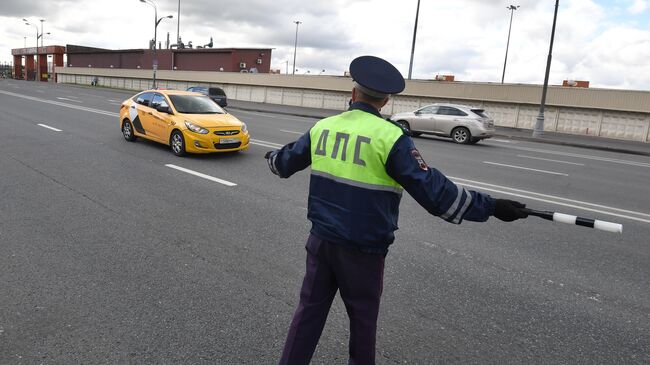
top-left (407, 0), bottom-right (421, 80)
top-left (501, 5), bottom-right (519, 83)
top-left (292, 21), bottom-right (301, 75)
top-left (533, 0), bottom-right (559, 138)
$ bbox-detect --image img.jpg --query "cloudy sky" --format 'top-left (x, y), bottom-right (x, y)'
top-left (2, 0), bottom-right (649, 90)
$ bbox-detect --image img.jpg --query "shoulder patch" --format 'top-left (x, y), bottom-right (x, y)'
top-left (411, 149), bottom-right (428, 171)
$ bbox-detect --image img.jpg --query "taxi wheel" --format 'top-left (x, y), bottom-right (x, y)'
top-left (122, 120), bottom-right (136, 142)
top-left (451, 127), bottom-right (471, 144)
top-left (170, 130), bottom-right (186, 156)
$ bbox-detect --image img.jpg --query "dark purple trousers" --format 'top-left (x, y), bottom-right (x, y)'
top-left (279, 234), bottom-right (385, 365)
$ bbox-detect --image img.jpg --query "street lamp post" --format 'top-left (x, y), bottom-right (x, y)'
top-left (532, 0), bottom-right (559, 138)
top-left (140, 0), bottom-right (173, 89)
top-left (501, 5), bottom-right (519, 84)
top-left (292, 20), bottom-right (301, 75)
top-left (24, 20), bottom-right (39, 81)
top-left (408, 0), bottom-right (421, 80)
top-left (40, 19), bottom-right (46, 47)
top-left (176, 0), bottom-right (181, 45)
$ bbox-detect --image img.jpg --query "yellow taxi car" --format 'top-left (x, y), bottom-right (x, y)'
top-left (119, 89), bottom-right (249, 156)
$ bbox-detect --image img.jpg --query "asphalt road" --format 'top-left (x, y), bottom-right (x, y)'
top-left (1, 80), bottom-right (648, 364)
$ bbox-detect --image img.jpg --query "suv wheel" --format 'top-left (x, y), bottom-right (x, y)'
top-left (451, 127), bottom-right (471, 144)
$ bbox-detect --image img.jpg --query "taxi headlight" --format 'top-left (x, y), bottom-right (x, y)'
top-left (184, 121), bottom-right (209, 134)
top-left (240, 122), bottom-right (248, 133)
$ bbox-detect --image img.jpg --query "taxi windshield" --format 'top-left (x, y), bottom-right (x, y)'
top-left (169, 95), bottom-right (225, 114)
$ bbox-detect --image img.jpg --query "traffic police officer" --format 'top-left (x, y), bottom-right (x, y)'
top-left (265, 55), bottom-right (528, 365)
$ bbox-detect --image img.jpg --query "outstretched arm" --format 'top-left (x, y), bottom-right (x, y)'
top-left (265, 131), bottom-right (312, 178)
top-left (386, 135), bottom-right (497, 223)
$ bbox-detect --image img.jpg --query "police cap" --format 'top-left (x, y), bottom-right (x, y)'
top-left (349, 55), bottom-right (405, 98)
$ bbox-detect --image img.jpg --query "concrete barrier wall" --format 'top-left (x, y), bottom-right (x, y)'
top-left (56, 67), bottom-right (650, 143)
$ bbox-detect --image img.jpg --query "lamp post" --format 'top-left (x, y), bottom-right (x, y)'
top-left (39, 19), bottom-right (46, 47)
top-left (501, 5), bottom-right (519, 84)
top-left (408, 0), bottom-right (421, 80)
top-left (24, 20), bottom-right (39, 81)
top-left (532, 0), bottom-right (559, 138)
top-left (140, 0), bottom-right (173, 89)
top-left (176, 0), bottom-right (181, 45)
top-left (292, 20), bottom-right (301, 75)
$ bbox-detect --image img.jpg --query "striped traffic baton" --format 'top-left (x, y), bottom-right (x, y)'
top-left (523, 209), bottom-right (623, 233)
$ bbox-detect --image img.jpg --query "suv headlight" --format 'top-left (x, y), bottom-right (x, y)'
top-left (240, 122), bottom-right (248, 133)
top-left (184, 121), bottom-right (209, 134)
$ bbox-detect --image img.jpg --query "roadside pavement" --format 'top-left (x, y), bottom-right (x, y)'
top-left (227, 99), bottom-right (650, 157)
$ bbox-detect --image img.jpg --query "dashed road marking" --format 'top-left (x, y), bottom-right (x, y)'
top-left (517, 154), bottom-right (585, 166)
top-left (37, 123), bottom-right (62, 132)
top-left (165, 164), bottom-right (236, 186)
top-left (483, 161), bottom-right (568, 176)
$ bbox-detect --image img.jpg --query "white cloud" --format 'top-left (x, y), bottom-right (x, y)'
top-left (1, 0), bottom-right (649, 90)
top-left (628, 0), bottom-right (648, 14)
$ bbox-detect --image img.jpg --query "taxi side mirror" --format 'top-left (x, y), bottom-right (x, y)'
top-left (156, 105), bottom-right (172, 114)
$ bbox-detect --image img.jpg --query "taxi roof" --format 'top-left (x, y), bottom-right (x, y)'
top-left (140, 89), bottom-right (199, 96)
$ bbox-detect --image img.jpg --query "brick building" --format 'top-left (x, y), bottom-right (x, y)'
top-left (65, 44), bottom-right (272, 73)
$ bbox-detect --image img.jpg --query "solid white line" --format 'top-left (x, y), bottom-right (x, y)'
top-left (455, 181), bottom-right (649, 224)
top-left (501, 145), bottom-right (650, 168)
top-left (0, 90), bottom-right (118, 117)
top-left (281, 130), bottom-right (304, 135)
top-left (516, 154), bottom-right (585, 166)
top-left (483, 161), bottom-right (569, 176)
top-left (37, 123), bottom-right (62, 132)
top-left (165, 164), bottom-right (237, 186)
top-left (449, 176), bottom-right (650, 219)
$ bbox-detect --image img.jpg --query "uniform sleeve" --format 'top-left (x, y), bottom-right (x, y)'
top-left (267, 131), bottom-right (312, 178)
top-left (385, 135), bottom-right (496, 223)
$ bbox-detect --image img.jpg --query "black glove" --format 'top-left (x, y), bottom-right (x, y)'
top-left (264, 151), bottom-right (274, 159)
top-left (494, 199), bottom-right (529, 222)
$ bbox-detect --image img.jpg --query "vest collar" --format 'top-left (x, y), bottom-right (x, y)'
top-left (348, 101), bottom-right (382, 118)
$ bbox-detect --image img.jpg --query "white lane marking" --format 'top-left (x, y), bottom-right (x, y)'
top-left (107, 99), bottom-right (121, 103)
top-left (37, 123), bottom-right (62, 132)
top-left (56, 97), bottom-right (83, 103)
top-left (449, 176), bottom-right (650, 223)
top-left (36, 90), bottom-right (45, 93)
top-left (483, 161), bottom-right (569, 176)
top-left (234, 109), bottom-right (318, 123)
top-left (281, 130), bottom-right (304, 135)
top-left (0, 90), bottom-right (118, 117)
top-left (516, 154), bottom-right (585, 166)
top-left (456, 180), bottom-right (649, 224)
top-left (487, 139), bottom-right (518, 144)
top-left (250, 138), bottom-right (284, 149)
top-left (501, 145), bottom-right (650, 168)
top-left (165, 164), bottom-right (236, 186)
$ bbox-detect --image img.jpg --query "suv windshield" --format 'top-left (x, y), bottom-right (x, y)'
top-left (169, 95), bottom-right (225, 114)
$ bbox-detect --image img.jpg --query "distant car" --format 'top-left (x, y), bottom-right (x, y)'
top-left (390, 103), bottom-right (495, 144)
top-left (186, 86), bottom-right (227, 107)
top-left (119, 89), bottom-right (249, 156)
